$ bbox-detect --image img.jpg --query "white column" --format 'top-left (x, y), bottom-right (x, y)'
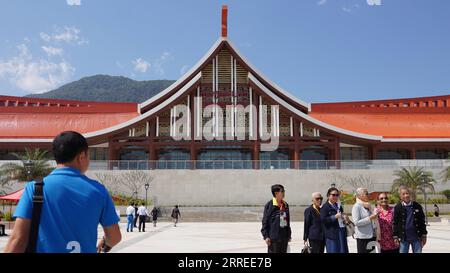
top-left (300, 122), bottom-right (303, 137)
top-left (156, 116), bottom-right (159, 137)
top-left (259, 96), bottom-right (262, 137)
top-left (146, 121), bottom-right (149, 137)
top-left (196, 86), bottom-right (200, 137)
top-left (173, 105), bottom-right (177, 137)
top-left (170, 108), bottom-right (173, 136)
top-left (187, 95), bottom-right (190, 137)
top-left (249, 87), bottom-right (253, 138)
top-left (290, 116), bottom-right (293, 137)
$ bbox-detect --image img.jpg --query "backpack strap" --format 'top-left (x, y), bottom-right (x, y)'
top-left (25, 178), bottom-right (44, 253)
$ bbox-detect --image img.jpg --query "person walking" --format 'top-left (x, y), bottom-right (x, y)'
top-left (4, 131), bottom-right (121, 253)
top-left (171, 205), bottom-right (181, 227)
top-left (261, 184), bottom-right (292, 253)
top-left (133, 203), bottom-right (139, 228)
top-left (126, 203), bottom-right (135, 232)
top-left (434, 204), bottom-right (440, 217)
top-left (352, 187), bottom-right (379, 253)
top-left (137, 203), bottom-right (149, 232)
top-left (303, 192), bottom-right (324, 253)
top-left (0, 212), bottom-right (7, 237)
top-left (151, 207), bottom-right (158, 227)
top-left (392, 186), bottom-right (427, 253)
top-left (320, 187), bottom-right (349, 253)
top-left (376, 193), bottom-right (399, 253)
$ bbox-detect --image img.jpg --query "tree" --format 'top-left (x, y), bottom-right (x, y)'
top-left (392, 167), bottom-right (436, 201)
top-left (93, 172), bottom-right (121, 195)
top-left (442, 166), bottom-right (450, 182)
top-left (0, 148), bottom-right (54, 186)
top-left (119, 171), bottom-right (153, 201)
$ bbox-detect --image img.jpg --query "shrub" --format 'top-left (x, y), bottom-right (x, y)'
top-left (441, 190), bottom-right (450, 200)
top-left (3, 211), bottom-right (14, 221)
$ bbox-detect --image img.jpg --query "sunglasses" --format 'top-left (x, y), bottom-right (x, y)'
top-left (379, 197), bottom-right (388, 200)
top-left (315, 197), bottom-right (323, 200)
top-left (330, 193), bottom-right (340, 197)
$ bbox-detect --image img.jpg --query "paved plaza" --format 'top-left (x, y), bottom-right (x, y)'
top-left (2, 220), bottom-right (449, 253)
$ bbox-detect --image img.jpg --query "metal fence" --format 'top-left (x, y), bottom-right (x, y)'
top-left (86, 159), bottom-right (450, 170)
top-left (0, 159), bottom-right (447, 171)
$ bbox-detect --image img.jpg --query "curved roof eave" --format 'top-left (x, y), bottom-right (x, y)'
top-left (138, 38), bottom-right (224, 111)
top-left (226, 39), bottom-right (311, 112)
top-left (83, 72), bottom-right (202, 139)
top-left (248, 73), bottom-right (382, 141)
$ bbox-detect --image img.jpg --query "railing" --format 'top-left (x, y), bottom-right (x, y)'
top-left (86, 159), bottom-right (449, 170)
top-left (0, 159), bottom-right (447, 171)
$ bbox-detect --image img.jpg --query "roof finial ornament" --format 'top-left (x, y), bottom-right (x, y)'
top-left (221, 5), bottom-right (228, 38)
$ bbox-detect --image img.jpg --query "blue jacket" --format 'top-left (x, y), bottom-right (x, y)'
top-left (320, 202), bottom-right (343, 240)
top-left (303, 205), bottom-right (324, 241)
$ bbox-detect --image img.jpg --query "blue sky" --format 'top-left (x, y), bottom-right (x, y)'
top-left (0, 0), bottom-right (449, 103)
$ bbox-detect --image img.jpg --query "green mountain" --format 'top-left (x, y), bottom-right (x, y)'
top-left (27, 75), bottom-right (175, 103)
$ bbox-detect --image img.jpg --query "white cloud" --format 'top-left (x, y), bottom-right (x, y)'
top-left (342, 4), bottom-right (360, 13)
top-left (66, 0), bottom-right (81, 6)
top-left (367, 0), bottom-right (381, 5)
top-left (41, 46), bottom-right (63, 56)
top-left (153, 51), bottom-right (172, 75)
top-left (342, 7), bottom-right (352, 13)
top-left (132, 58), bottom-right (150, 73)
top-left (317, 0), bottom-right (327, 5)
top-left (40, 26), bottom-right (88, 45)
top-left (180, 65), bottom-right (189, 76)
top-left (0, 44), bottom-right (74, 93)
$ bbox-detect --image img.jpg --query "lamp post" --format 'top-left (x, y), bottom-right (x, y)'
top-left (331, 182), bottom-right (336, 188)
top-left (144, 183), bottom-right (149, 209)
top-left (24, 160), bottom-right (33, 182)
top-left (421, 171), bottom-right (429, 225)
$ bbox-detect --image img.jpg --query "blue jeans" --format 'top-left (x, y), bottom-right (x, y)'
top-left (127, 215), bottom-right (134, 231)
top-left (399, 240), bottom-right (422, 253)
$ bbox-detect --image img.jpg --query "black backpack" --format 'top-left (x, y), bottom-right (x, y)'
top-left (24, 178), bottom-right (44, 253)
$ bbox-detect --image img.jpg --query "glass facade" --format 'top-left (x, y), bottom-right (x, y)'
top-left (376, 149), bottom-right (410, 159)
top-left (157, 148), bottom-right (190, 169)
top-left (340, 146), bottom-right (368, 160)
top-left (259, 150), bottom-right (290, 169)
top-left (118, 146), bottom-right (149, 169)
top-left (300, 146), bottom-right (328, 169)
top-left (416, 149), bottom-right (449, 159)
top-left (197, 147), bottom-right (252, 169)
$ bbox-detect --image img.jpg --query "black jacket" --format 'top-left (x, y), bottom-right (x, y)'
top-left (320, 202), bottom-right (344, 240)
top-left (171, 208), bottom-right (180, 219)
top-left (303, 205), bottom-right (324, 241)
top-left (151, 209), bottom-right (158, 220)
top-left (392, 201), bottom-right (427, 240)
top-left (261, 199), bottom-right (292, 241)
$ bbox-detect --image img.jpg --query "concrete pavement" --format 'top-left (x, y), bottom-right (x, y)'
top-left (1, 221), bottom-right (449, 253)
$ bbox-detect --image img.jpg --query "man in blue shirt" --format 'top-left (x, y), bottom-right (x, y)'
top-left (4, 131), bottom-right (121, 253)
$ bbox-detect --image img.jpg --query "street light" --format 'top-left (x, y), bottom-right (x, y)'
top-left (24, 160), bottom-right (33, 182)
top-left (421, 171), bottom-right (429, 225)
top-left (144, 183), bottom-right (149, 209)
top-left (331, 183), bottom-right (336, 188)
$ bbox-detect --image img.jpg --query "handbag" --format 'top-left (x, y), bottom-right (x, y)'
top-left (343, 217), bottom-right (355, 238)
top-left (301, 242), bottom-right (312, 253)
top-left (25, 178), bottom-right (44, 253)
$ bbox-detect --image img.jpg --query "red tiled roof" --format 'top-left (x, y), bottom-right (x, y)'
top-left (310, 95), bottom-right (450, 138)
top-left (0, 95), bottom-right (139, 138)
